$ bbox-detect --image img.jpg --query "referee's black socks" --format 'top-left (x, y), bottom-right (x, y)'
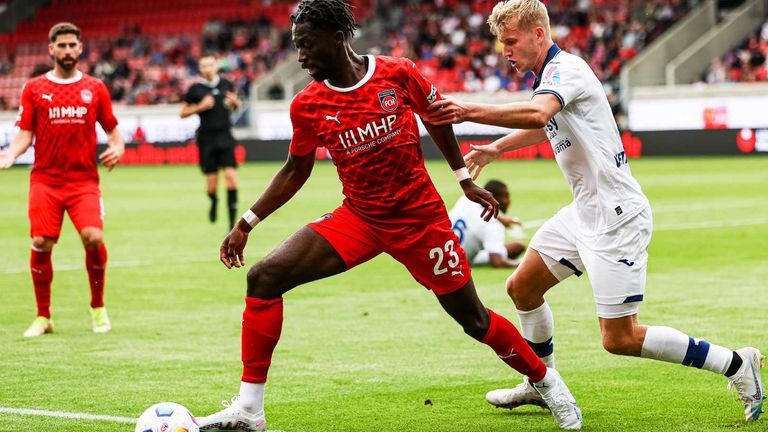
top-left (227, 188), bottom-right (238, 230)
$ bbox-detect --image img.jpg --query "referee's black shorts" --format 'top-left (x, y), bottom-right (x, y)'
top-left (196, 130), bottom-right (237, 174)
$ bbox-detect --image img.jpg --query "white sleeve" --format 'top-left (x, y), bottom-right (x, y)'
top-left (532, 59), bottom-right (584, 110)
top-left (480, 220), bottom-right (507, 257)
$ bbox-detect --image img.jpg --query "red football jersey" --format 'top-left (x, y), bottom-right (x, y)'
top-left (15, 70), bottom-right (118, 184)
top-left (290, 55), bottom-right (447, 224)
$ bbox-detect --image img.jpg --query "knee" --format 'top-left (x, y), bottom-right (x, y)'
top-left (506, 274), bottom-right (546, 311)
top-left (80, 230), bottom-right (103, 249)
top-left (505, 275), bottom-right (528, 307)
top-left (458, 310), bottom-right (491, 341)
top-left (32, 237), bottom-right (54, 251)
top-left (246, 261), bottom-right (285, 299)
top-left (601, 333), bottom-right (639, 356)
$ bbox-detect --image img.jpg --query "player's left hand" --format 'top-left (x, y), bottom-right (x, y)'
top-left (220, 226), bottom-right (249, 269)
top-left (422, 97), bottom-right (467, 125)
top-left (99, 145), bottom-right (124, 171)
top-left (461, 180), bottom-right (499, 221)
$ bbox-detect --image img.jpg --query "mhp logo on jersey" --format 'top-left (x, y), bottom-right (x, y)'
top-left (80, 89), bottom-right (93, 104)
top-left (378, 89), bottom-right (398, 112)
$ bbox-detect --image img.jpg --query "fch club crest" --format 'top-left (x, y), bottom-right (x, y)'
top-left (80, 89), bottom-right (93, 103)
top-left (378, 89), bottom-right (398, 112)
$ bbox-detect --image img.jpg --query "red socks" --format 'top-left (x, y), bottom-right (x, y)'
top-left (242, 297), bottom-right (284, 383)
top-left (482, 309), bottom-right (547, 382)
top-left (85, 243), bottom-right (108, 308)
top-left (30, 248), bottom-right (53, 318)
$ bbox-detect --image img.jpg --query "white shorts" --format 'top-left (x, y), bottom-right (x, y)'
top-left (529, 203), bottom-right (653, 318)
top-left (472, 250), bottom-right (491, 265)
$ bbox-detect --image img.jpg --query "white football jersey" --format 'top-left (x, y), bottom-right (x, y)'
top-left (533, 45), bottom-right (649, 234)
top-left (448, 196), bottom-right (507, 262)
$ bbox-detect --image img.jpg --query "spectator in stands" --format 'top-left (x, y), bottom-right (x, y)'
top-left (266, 79), bottom-right (285, 100)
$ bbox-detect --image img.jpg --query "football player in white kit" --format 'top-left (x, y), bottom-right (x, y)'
top-left (422, 0), bottom-right (764, 423)
top-left (449, 179), bottom-right (526, 268)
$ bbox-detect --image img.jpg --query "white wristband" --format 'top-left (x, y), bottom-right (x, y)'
top-left (454, 167), bottom-right (471, 182)
top-left (241, 209), bottom-right (261, 228)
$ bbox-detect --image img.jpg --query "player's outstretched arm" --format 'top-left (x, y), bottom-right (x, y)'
top-left (423, 94), bottom-right (561, 130)
top-left (465, 129), bottom-right (547, 180)
top-left (99, 128), bottom-right (125, 171)
top-left (423, 121), bottom-right (498, 221)
top-left (220, 153), bottom-right (316, 269)
top-left (0, 129), bottom-right (33, 169)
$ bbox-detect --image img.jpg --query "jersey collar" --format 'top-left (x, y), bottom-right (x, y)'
top-left (324, 55), bottom-right (376, 93)
top-left (200, 75), bottom-right (221, 88)
top-left (45, 70), bottom-right (83, 84)
top-left (532, 44), bottom-right (561, 90)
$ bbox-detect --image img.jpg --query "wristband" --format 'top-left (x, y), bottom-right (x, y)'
top-left (454, 167), bottom-right (471, 182)
top-left (241, 209), bottom-right (261, 227)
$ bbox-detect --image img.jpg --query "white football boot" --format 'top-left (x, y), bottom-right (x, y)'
top-left (727, 347), bottom-right (765, 421)
top-left (485, 377), bottom-right (548, 409)
top-left (198, 397), bottom-right (266, 431)
top-left (90, 307), bottom-right (112, 333)
top-left (532, 368), bottom-right (582, 430)
top-left (23, 316), bottom-right (53, 337)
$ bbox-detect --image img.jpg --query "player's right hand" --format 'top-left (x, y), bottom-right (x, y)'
top-left (464, 142), bottom-right (501, 180)
top-left (461, 180), bottom-right (499, 221)
top-left (0, 151), bottom-right (14, 169)
top-left (220, 226), bottom-right (249, 269)
top-left (199, 94), bottom-right (215, 111)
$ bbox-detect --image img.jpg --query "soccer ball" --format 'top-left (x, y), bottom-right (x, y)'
top-left (134, 402), bottom-right (199, 432)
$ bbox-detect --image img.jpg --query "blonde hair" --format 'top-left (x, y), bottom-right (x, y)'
top-left (487, 0), bottom-right (550, 37)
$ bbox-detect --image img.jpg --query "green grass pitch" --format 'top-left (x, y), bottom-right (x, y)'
top-left (0, 156), bottom-right (766, 431)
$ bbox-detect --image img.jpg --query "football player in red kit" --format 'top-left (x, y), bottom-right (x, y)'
top-left (0, 22), bottom-right (125, 337)
top-left (198, 1), bottom-right (582, 431)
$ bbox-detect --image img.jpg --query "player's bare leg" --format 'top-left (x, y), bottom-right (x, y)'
top-left (199, 227), bottom-right (347, 432)
top-left (223, 167), bottom-right (238, 230)
top-left (206, 173), bottom-right (219, 223)
top-left (486, 248), bottom-right (560, 409)
top-left (24, 236), bottom-right (56, 337)
top-left (80, 227), bottom-right (110, 333)
top-left (600, 314), bottom-right (765, 421)
top-left (437, 279), bottom-right (582, 429)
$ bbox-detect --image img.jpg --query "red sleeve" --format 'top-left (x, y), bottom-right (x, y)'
top-left (288, 95), bottom-right (322, 156)
top-left (15, 82), bottom-right (35, 131)
top-left (401, 59), bottom-right (441, 115)
top-left (96, 81), bottom-right (118, 131)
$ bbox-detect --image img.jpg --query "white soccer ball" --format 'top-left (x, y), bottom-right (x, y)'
top-left (134, 402), bottom-right (199, 432)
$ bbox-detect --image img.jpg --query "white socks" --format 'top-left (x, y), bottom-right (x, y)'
top-left (237, 381), bottom-right (265, 415)
top-left (518, 301), bottom-right (555, 368)
top-left (641, 326), bottom-right (734, 374)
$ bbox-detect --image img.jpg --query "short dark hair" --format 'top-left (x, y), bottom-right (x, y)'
top-left (290, 0), bottom-right (358, 40)
top-left (49, 22), bottom-right (81, 43)
top-left (484, 179), bottom-right (508, 197)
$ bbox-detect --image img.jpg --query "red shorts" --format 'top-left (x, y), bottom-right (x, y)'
top-left (307, 205), bottom-right (472, 296)
top-left (29, 181), bottom-right (103, 239)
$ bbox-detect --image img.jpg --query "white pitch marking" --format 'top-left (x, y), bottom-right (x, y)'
top-left (0, 407), bottom-right (136, 423)
top-left (0, 407), bottom-right (286, 431)
top-left (654, 217), bottom-right (768, 231)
